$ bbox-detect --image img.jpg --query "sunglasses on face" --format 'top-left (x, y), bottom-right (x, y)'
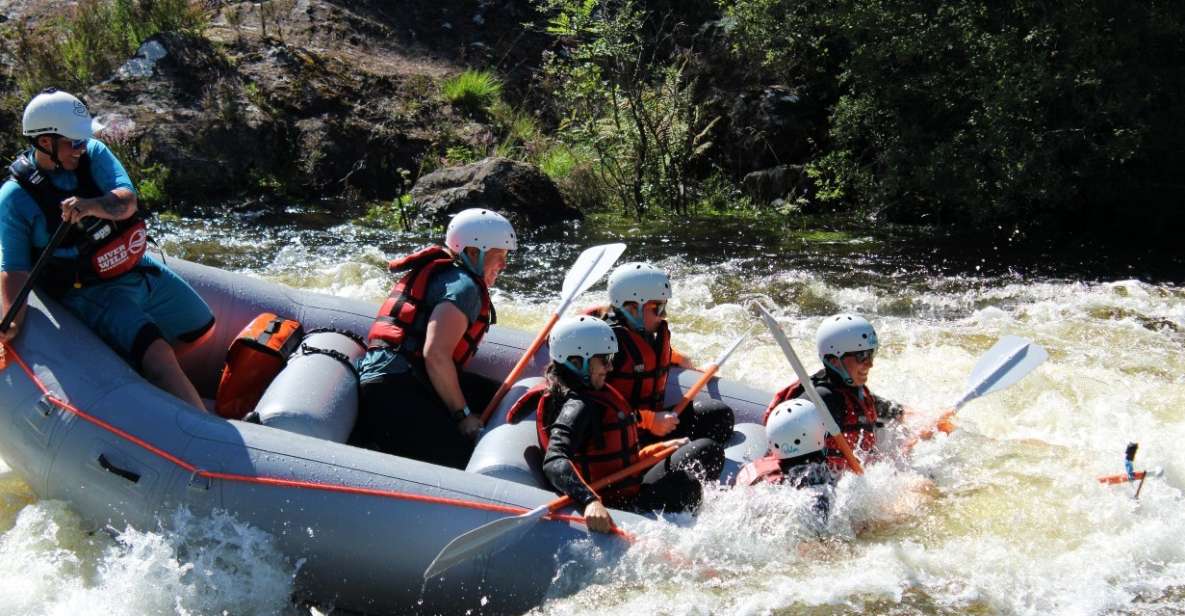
top-left (645, 301), bottom-right (667, 317)
top-left (843, 348), bottom-right (876, 364)
top-left (58, 137), bottom-right (87, 150)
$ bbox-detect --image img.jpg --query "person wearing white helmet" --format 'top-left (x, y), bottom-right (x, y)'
top-left (350, 208), bottom-right (516, 468)
top-left (763, 313), bottom-right (906, 472)
top-left (0, 89), bottom-right (214, 410)
top-left (738, 399), bottom-right (833, 488)
top-left (588, 262), bottom-right (734, 456)
top-left (506, 316), bottom-right (722, 533)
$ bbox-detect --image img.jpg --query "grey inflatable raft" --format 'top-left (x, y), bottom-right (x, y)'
top-left (0, 258), bottom-right (774, 615)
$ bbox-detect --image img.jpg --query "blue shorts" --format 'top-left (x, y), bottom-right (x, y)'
top-left (58, 260), bottom-right (215, 369)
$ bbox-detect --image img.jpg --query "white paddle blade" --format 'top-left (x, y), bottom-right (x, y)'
top-left (423, 504), bottom-right (549, 580)
top-left (954, 335), bottom-right (1048, 409)
top-left (557, 243), bottom-right (628, 313)
top-left (753, 304), bottom-right (843, 436)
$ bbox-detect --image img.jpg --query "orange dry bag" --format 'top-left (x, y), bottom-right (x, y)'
top-left (214, 313), bottom-right (304, 419)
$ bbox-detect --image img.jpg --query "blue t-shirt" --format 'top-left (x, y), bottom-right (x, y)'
top-left (0, 139), bottom-right (135, 272)
top-left (357, 263), bottom-right (484, 381)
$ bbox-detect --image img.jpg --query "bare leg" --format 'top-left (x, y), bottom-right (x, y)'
top-left (174, 322), bottom-right (216, 357)
top-left (141, 338), bottom-right (205, 410)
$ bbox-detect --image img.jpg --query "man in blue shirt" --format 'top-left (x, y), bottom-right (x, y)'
top-left (0, 89), bottom-right (214, 409)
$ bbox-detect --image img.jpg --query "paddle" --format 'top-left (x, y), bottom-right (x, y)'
top-left (752, 303), bottom-right (865, 474)
top-left (910, 335), bottom-right (1048, 443)
top-left (423, 442), bottom-right (679, 580)
top-left (0, 217), bottom-right (73, 334)
top-left (479, 242), bottom-right (627, 425)
top-left (669, 333), bottom-right (748, 416)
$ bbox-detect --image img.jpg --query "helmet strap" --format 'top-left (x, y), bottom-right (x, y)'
top-left (459, 248), bottom-right (485, 279)
top-left (561, 359), bottom-right (592, 386)
top-left (615, 305), bottom-right (645, 333)
top-left (30, 137), bottom-right (64, 171)
top-left (824, 356), bottom-right (855, 386)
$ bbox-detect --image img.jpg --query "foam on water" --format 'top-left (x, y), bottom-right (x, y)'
top-left (0, 505), bottom-right (301, 616)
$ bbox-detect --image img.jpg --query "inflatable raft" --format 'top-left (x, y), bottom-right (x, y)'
top-left (0, 258), bottom-right (774, 614)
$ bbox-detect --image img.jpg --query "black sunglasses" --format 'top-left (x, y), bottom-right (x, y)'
top-left (843, 348), bottom-right (876, 364)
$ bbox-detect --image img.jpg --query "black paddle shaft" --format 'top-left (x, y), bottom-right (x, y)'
top-left (0, 218), bottom-right (73, 332)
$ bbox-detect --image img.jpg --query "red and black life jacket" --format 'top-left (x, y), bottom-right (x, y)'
top-left (764, 373), bottom-right (879, 471)
top-left (214, 313), bottom-right (305, 419)
top-left (366, 246), bottom-right (493, 367)
top-left (584, 306), bottom-right (672, 412)
top-left (508, 381), bottom-right (642, 501)
top-left (7, 150), bottom-right (149, 295)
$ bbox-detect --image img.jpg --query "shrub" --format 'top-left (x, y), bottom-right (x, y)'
top-left (441, 70), bottom-right (503, 115)
top-left (8, 0), bottom-right (208, 97)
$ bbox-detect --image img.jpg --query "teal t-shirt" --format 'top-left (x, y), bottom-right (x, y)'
top-left (0, 140), bottom-right (136, 272)
top-left (357, 263), bottom-right (484, 382)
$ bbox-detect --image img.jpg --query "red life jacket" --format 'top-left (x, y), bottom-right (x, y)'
top-left (583, 306), bottom-right (672, 412)
top-left (764, 374), bottom-right (879, 471)
top-left (8, 150), bottom-right (149, 295)
top-left (508, 381), bottom-right (642, 501)
top-left (215, 313), bottom-right (305, 419)
top-left (366, 245), bottom-right (493, 367)
top-left (736, 455), bottom-right (784, 487)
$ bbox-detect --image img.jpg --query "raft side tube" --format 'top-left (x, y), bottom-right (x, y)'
top-left (255, 330), bottom-right (365, 442)
top-left (467, 377), bottom-right (548, 488)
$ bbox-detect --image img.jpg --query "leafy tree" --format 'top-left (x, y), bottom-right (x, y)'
top-left (538, 0), bottom-right (718, 217)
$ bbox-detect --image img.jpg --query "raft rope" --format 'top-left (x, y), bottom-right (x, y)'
top-left (304, 327), bottom-right (367, 351)
top-left (2, 344), bottom-right (596, 528)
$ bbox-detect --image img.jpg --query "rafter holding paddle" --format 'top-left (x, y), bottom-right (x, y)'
top-left (752, 302), bottom-right (866, 474)
top-left (479, 242), bottom-right (627, 425)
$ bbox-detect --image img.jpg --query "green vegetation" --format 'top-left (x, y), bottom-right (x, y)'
top-left (441, 70), bottom-right (503, 115)
top-left (136, 163), bottom-right (171, 209)
top-left (7, 0), bottom-right (207, 97)
top-left (538, 0), bottom-right (719, 219)
top-left (357, 194), bottom-right (417, 231)
top-left (721, 0), bottom-right (1185, 239)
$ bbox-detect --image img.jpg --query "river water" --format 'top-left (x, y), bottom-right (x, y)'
top-left (1, 208), bottom-right (1182, 615)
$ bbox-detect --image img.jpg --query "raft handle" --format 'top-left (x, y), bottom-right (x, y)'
top-left (98, 454), bottom-right (140, 484)
top-left (36, 394), bottom-right (57, 417)
top-left (187, 469), bottom-right (211, 491)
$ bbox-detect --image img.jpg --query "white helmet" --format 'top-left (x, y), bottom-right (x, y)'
top-left (608, 262), bottom-right (671, 309)
top-left (445, 208), bottom-right (517, 254)
top-left (22, 89), bottom-right (94, 141)
top-left (816, 313), bottom-right (878, 362)
top-left (766, 398), bottom-right (827, 460)
top-left (548, 315), bottom-right (618, 363)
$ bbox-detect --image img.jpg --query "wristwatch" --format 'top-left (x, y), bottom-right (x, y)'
top-left (451, 405), bottom-right (472, 422)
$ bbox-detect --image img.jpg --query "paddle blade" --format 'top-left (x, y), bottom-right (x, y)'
top-left (423, 504), bottom-right (549, 580)
top-left (753, 303), bottom-right (843, 436)
top-left (558, 243), bottom-right (627, 311)
top-left (955, 335), bottom-right (1048, 408)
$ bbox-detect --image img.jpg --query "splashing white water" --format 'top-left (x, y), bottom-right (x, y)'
top-left (0, 505), bottom-right (301, 616)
